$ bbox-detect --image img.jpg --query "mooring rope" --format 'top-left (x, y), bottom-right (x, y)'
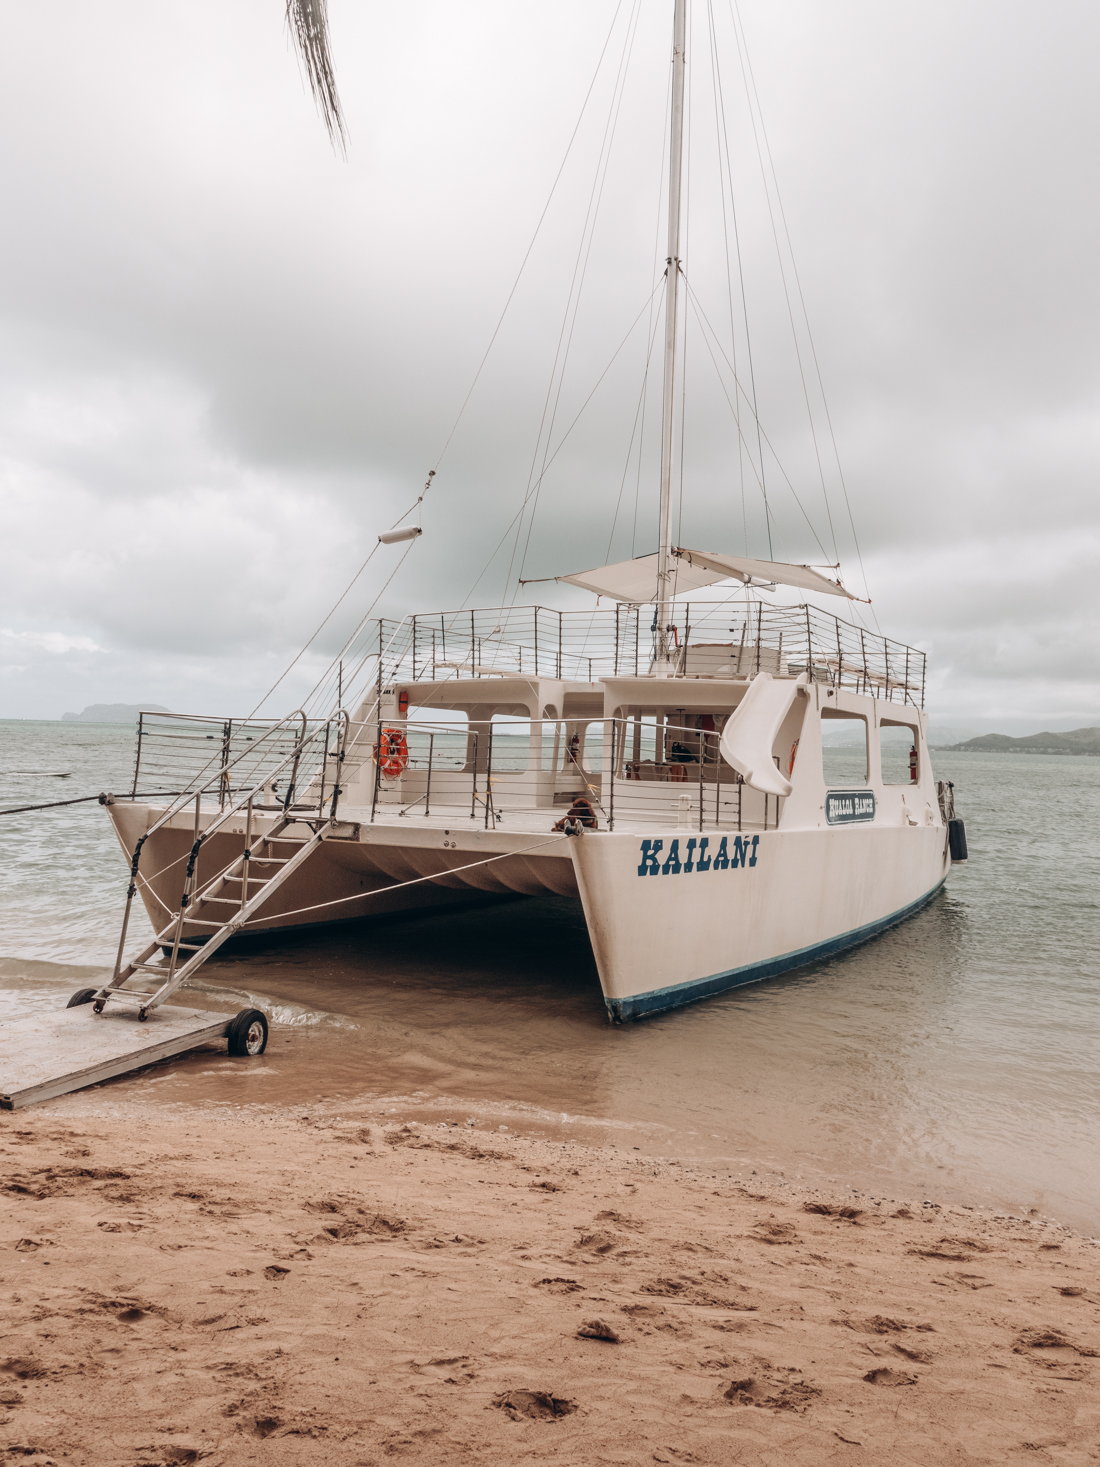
top-left (0, 791), bottom-right (183, 817)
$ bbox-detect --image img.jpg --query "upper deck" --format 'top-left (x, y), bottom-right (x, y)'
top-left (371, 599), bottom-right (925, 706)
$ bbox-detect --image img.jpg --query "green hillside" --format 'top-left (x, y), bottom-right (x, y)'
top-left (947, 727), bottom-right (1100, 755)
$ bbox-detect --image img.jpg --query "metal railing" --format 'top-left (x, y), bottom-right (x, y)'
top-left (107, 708), bottom-right (351, 998)
top-left (130, 710), bottom-right (342, 810)
top-left (367, 600), bottom-right (926, 707)
top-left (362, 716), bottom-right (779, 833)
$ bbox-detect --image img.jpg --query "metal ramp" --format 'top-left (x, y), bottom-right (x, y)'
top-left (0, 1003), bottom-right (240, 1110)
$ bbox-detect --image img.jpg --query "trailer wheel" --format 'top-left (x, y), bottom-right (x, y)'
top-left (66, 988), bottom-right (98, 1008)
top-left (228, 1009), bottom-right (269, 1057)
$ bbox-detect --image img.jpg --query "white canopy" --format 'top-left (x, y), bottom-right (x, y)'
top-left (557, 553), bottom-right (726, 602)
top-left (672, 549), bottom-right (853, 600)
top-left (557, 548), bottom-right (853, 602)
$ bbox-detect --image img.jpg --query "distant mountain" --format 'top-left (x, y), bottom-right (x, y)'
top-left (61, 703), bottom-right (170, 724)
top-left (946, 727), bottom-right (1100, 755)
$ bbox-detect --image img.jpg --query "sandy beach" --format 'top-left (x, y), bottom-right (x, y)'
top-left (2, 1101), bottom-right (1098, 1465)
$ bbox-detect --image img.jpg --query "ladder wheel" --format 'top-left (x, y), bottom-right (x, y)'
top-left (66, 988), bottom-right (98, 1009)
top-left (138, 1009), bottom-right (148, 1023)
top-left (228, 1009), bottom-right (269, 1057)
top-left (92, 1000), bottom-right (105, 1014)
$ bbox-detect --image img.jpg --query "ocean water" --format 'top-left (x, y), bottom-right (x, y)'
top-left (2, 718), bottom-right (1099, 1232)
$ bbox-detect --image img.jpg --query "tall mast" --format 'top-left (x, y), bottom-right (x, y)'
top-left (655, 0), bottom-right (687, 672)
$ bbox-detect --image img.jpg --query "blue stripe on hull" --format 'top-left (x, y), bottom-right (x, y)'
top-left (605, 876), bottom-right (947, 1022)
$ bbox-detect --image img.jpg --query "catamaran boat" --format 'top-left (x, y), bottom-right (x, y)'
top-left (92, 1), bottom-right (966, 1026)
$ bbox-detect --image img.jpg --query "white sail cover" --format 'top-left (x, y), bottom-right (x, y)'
top-left (673, 549), bottom-right (853, 599)
top-left (558, 548), bottom-right (853, 602)
top-left (557, 553), bottom-right (726, 602)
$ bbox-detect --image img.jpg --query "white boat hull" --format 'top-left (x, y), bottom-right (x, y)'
top-left (569, 823), bottom-right (950, 1019)
top-left (108, 798), bottom-right (950, 1021)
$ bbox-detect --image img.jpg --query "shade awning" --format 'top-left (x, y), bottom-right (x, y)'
top-left (672, 549), bottom-right (854, 599)
top-left (556, 548), bottom-right (854, 602)
top-left (557, 553), bottom-right (727, 602)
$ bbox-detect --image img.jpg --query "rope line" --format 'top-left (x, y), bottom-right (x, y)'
top-left (432, 1), bottom-right (628, 475)
top-left (0, 791), bottom-right (183, 818)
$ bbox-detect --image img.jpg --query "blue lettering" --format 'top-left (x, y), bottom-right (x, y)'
top-left (749, 834), bottom-right (759, 867)
top-left (684, 838), bottom-right (697, 872)
top-left (695, 836), bottom-right (711, 871)
top-left (637, 839), bottom-right (663, 876)
top-left (713, 837), bottom-right (729, 870)
top-left (662, 839), bottom-right (682, 875)
top-left (731, 837), bottom-right (748, 868)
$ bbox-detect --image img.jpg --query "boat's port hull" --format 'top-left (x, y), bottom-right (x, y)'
top-left (105, 803), bottom-right (578, 940)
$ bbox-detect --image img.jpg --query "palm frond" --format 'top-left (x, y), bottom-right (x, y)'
top-left (287, 0), bottom-right (347, 151)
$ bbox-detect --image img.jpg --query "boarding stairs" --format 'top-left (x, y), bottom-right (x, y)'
top-left (92, 709), bottom-right (352, 1022)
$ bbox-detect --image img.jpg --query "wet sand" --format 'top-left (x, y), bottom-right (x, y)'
top-left (3, 1100), bottom-right (1099, 1464)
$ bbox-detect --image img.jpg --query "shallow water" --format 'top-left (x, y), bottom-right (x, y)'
top-left (2, 718), bottom-right (1099, 1231)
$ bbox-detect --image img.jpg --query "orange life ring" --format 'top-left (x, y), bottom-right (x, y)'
top-left (374, 727), bottom-right (409, 779)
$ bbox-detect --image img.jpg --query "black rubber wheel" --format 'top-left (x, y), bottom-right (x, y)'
top-left (227, 1009), bottom-right (269, 1057)
top-left (66, 988), bottom-right (98, 1008)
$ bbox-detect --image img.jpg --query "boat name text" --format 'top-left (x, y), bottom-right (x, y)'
top-left (637, 835), bottom-right (759, 876)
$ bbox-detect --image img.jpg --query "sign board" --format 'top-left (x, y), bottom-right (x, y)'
top-left (825, 789), bottom-right (876, 825)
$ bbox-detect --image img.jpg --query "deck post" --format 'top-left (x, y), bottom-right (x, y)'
top-left (698, 729), bottom-right (704, 831)
top-left (131, 713), bottom-right (144, 798)
top-left (609, 720), bottom-right (616, 831)
top-left (484, 724), bottom-right (493, 829)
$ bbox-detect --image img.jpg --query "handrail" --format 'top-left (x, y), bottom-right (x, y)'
top-left (110, 708), bottom-right (349, 986)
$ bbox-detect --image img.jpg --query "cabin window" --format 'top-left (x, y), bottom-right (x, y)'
top-left (484, 713), bottom-right (531, 773)
top-left (821, 711), bottom-right (869, 785)
top-left (880, 719), bottom-right (920, 785)
top-left (617, 711), bottom-right (730, 781)
top-left (402, 708), bottom-right (467, 770)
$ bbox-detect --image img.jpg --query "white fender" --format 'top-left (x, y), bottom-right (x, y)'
top-left (719, 671), bottom-right (807, 797)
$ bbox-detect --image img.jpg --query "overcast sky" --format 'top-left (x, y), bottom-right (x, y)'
top-left (1, 0), bottom-right (1097, 729)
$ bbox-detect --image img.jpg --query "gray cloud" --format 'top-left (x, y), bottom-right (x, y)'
top-left (1, 0), bottom-right (1098, 724)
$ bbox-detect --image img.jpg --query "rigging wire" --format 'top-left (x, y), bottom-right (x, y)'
top-left (604, 305), bottom-right (665, 563)
top-left (455, 279), bottom-right (664, 610)
top-left (248, 481), bottom-right (432, 718)
top-left (505, 0), bottom-right (644, 605)
top-left (707, 0), bottom-right (771, 558)
top-left (704, 0), bottom-right (748, 554)
top-left (724, 2), bottom-right (837, 566)
top-left (631, 59), bottom-right (675, 559)
top-left (301, 538), bottom-right (420, 717)
top-left (729, 0), bottom-right (876, 616)
top-left (681, 275), bottom-right (832, 562)
top-left (430, 0), bottom-right (629, 478)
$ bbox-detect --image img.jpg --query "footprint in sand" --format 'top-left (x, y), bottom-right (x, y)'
top-left (863, 1367), bottom-right (918, 1386)
top-left (493, 1389), bottom-right (578, 1421)
top-left (577, 1319), bottom-right (620, 1343)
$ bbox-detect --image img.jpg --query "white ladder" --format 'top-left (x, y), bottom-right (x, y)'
top-left (92, 811), bottom-right (330, 1020)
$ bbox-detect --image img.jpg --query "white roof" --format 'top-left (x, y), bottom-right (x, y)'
top-left (557, 548), bottom-right (853, 602)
